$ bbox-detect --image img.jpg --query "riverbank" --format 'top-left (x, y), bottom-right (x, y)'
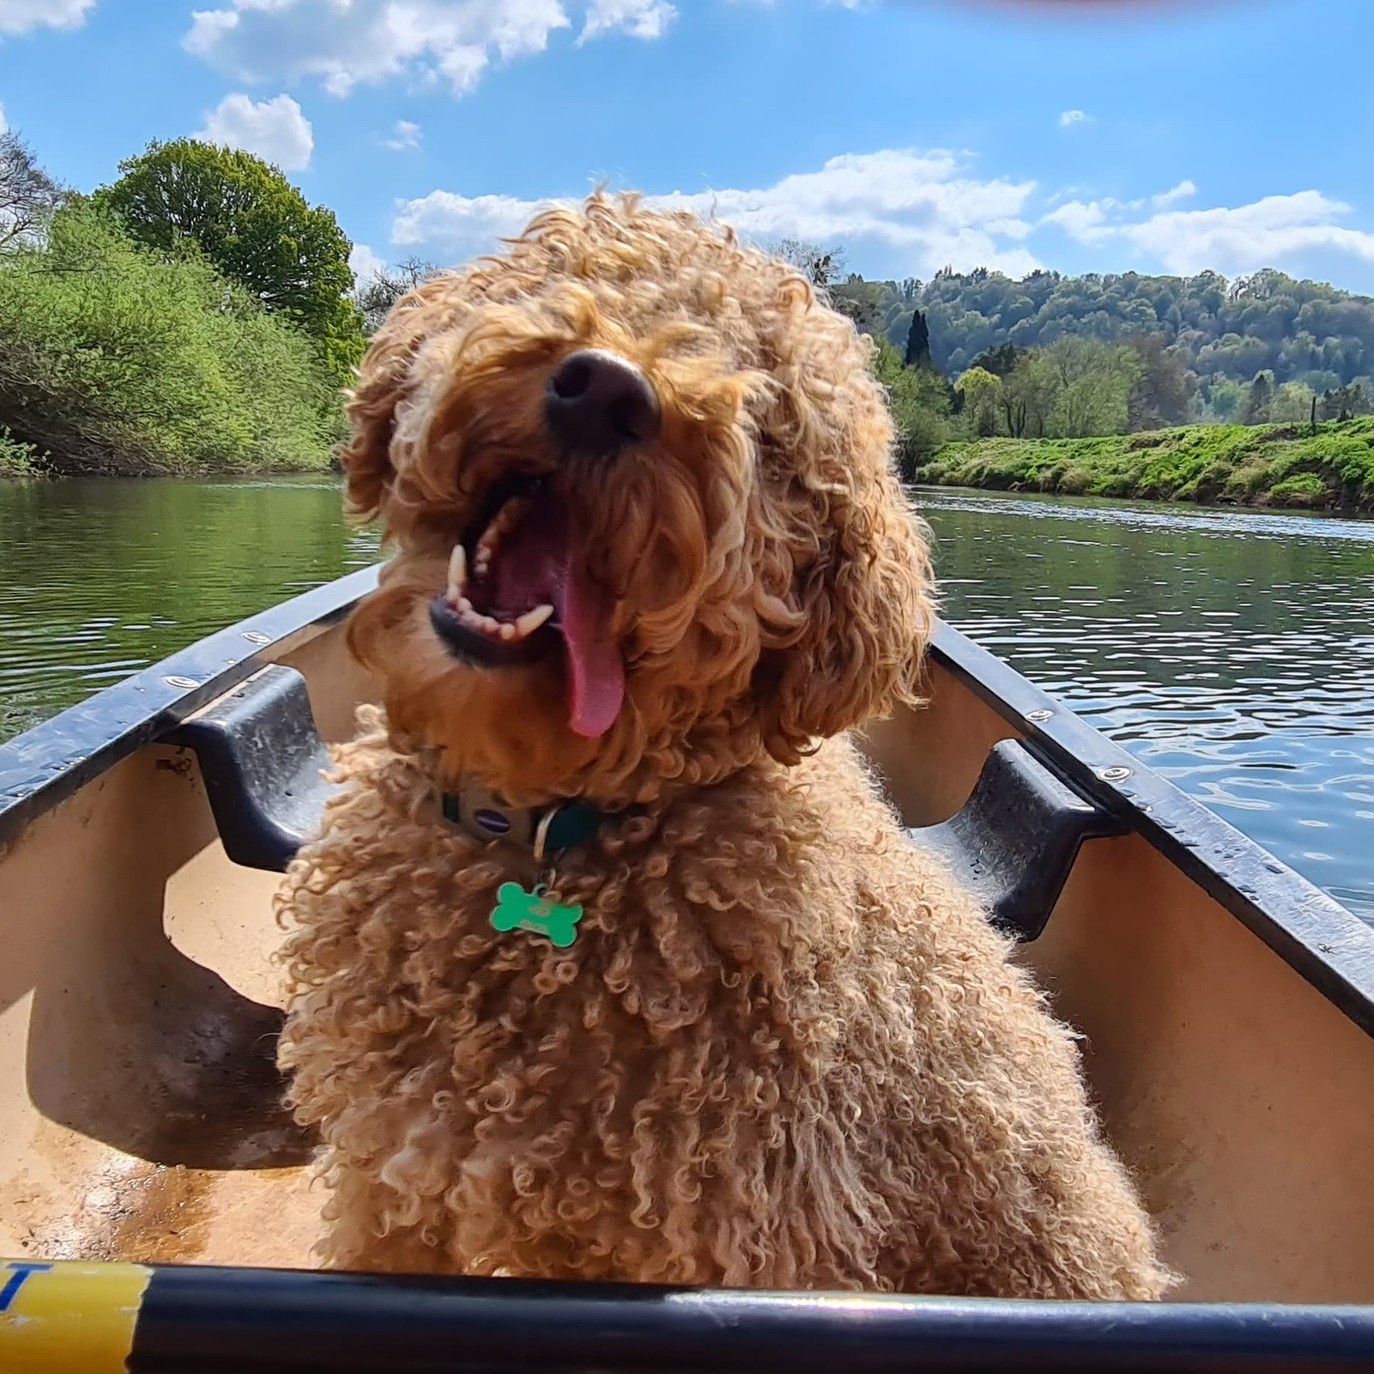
top-left (915, 419), bottom-right (1374, 512)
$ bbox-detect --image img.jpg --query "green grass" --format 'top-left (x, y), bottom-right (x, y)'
top-left (915, 419), bottom-right (1374, 512)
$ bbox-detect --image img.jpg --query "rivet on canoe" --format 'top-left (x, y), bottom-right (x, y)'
top-left (1099, 765), bottom-right (1133, 783)
top-left (242, 631), bottom-right (271, 645)
top-left (1026, 709), bottom-right (1053, 723)
top-left (164, 676), bottom-right (200, 690)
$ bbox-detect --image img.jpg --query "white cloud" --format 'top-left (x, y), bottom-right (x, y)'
top-left (579, 0), bottom-right (676, 44)
top-left (391, 148), bottom-right (1043, 277)
top-left (1042, 185), bottom-right (1374, 276)
top-left (0, 0), bottom-right (95, 35)
top-left (384, 119), bottom-right (422, 151)
top-left (1058, 109), bottom-right (1092, 129)
top-left (1152, 179), bottom-right (1197, 209)
top-left (1127, 192), bottom-right (1374, 275)
top-left (195, 92), bottom-right (314, 172)
top-left (349, 242), bottom-right (387, 286)
top-left (1042, 200), bottom-right (1109, 243)
top-left (185, 0), bottom-right (676, 97)
top-left (0, 104), bottom-right (6, 135)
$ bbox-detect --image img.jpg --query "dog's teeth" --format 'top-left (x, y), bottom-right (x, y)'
top-left (515, 603), bottom-right (554, 636)
top-left (498, 622), bottom-right (516, 641)
top-left (447, 544), bottom-right (467, 596)
top-left (480, 615), bottom-right (501, 636)
top-left (457, 596), bottom-right (473, 613)
top-left (475, 496), bottom-right (529, 570)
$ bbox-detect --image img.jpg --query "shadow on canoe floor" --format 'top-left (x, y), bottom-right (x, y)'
top-left (3, 743), bottom-right (316, 1177)
top-left (26, 946), bottom-right (315, 1172)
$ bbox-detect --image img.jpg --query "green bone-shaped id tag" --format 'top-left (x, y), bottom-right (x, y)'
top-left (489, 882), bottom-right (583, 948)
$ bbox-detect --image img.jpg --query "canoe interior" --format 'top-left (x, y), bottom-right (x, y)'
top-left (1, 599), bottom-right (1373, 1305)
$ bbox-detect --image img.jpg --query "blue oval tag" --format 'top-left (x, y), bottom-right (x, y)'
top-left (474, 808), bottom-right (512, 835)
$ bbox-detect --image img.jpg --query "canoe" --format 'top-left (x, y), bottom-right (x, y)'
top-left (1, 565), bottom-right (1373, 1372)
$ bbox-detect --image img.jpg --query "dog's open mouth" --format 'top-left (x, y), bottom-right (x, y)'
top-left (429, 477), bottom-right (625, 738)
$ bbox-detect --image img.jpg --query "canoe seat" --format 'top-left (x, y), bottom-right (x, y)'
top-left (169, 667), bottom-right (1124, 940)
top-left (912, 738), bottom-right (1126, 941)
top-left (168, 663), bottom-right (336, 872)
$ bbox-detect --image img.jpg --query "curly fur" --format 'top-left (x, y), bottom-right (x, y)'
top-left (277, 193), bottom-right (1173, 1297)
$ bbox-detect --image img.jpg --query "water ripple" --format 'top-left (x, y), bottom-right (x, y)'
top-left (0, 476), bottom-right (380, 747)
top-left (920, 488), bottom-right (1374, 921)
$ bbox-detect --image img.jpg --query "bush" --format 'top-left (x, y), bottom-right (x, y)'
top-left (0, 427), bottom-right (41, 476)
top-left (0, 206), bottom-right (343, 476)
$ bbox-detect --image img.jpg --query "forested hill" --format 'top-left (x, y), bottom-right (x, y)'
top-left (830, 267), bottom-right (1374, 422)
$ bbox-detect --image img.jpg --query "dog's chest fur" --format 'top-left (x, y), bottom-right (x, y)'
top-left (279, 733), bottom-right (1039, 1288)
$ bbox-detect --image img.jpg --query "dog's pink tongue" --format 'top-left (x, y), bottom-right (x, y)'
top-left (553, 557), bottom-right (624, 738)
top-left (493, 500), bottom-right (624, 738)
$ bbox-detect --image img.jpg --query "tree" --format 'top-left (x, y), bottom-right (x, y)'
top-left (1319, 382), bottom-right (1371, 421)
top-left (1037, 337), bottom-right (1140, 438)
top-left (871, 338), bottom-right (950, 473)
top-left (807, 261), bottom-right (1374, 423)
top-left (767, 238), bottom-right (846, 289)
top-left (1127, 334), bottom-right (1195, 429)
top-left (355, 256), bottom-right (441, 335)
top-left (969, 342), bottom-right (1027, 379)
top-left (828, 274), bottom-right (889, 335)
top-left (95, 139), bottom-right (364, 381)
top-left (0, 128), bottom-right (62, 250)
top-left (765, 240), bottom-right (896, 335)
top-left (1270, 381), bottom-right (1316, 424)
top-left (1003, 352), bottom-right (1060, 437)
top-left (954, 366), bottom-right (1003, 437)
top-left (1241, 371), bottom-right (1273, 425)
top-left (1202, 376), bottom-right (1247, 422)
top-left (904, 308), bottom-right (932, 369)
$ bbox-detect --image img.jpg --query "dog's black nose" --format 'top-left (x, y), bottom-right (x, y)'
top-left (545, 348), bottom-right (660, 455)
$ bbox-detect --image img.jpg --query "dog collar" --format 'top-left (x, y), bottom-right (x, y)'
top-left (441, 780), bottom-right (606, 860)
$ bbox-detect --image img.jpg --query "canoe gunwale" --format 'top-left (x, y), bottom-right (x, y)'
top-left (927, 622), bottom-right (1374, 1038)
top-left (0, 565), bottom-right (380, 849)
top-left (48, 1262), bottom-right (1374, 1371)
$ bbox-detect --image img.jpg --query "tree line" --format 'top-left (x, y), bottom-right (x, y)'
top-left (822, 260), bottom-right (1374, 445)
top-left (0, 127), bottom-right (365, 475)
top-left (8, 123), bottom-right (1374, 480)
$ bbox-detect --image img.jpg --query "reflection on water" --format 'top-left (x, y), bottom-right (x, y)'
top-left (919, 488), bottom-right (1374, 919)
top-left (1, 476), bottom-right (1370, 920)
top-left (0, 477), bottom-right (378, 740)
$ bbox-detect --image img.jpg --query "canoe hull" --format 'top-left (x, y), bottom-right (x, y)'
top-left (2, 571), bottom-right (1373, 1311)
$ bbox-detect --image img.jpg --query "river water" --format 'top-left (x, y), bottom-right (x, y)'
top-left (2, 477), bottom-right (1371, 919)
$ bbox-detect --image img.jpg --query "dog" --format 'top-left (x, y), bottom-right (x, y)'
top-left (276, 192), bottom-right (1173, 1298)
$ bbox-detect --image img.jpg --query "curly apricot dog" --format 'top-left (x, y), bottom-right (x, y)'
top-left (277, 193), bottom-right (1172, 1298)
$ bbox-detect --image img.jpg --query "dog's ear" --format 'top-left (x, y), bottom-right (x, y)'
top-left (751, 322), bottom-right (936, 765)
top-left (340, 335), bottom-right (408, 521)
top-left (340, 278), bottom-right (452, 521)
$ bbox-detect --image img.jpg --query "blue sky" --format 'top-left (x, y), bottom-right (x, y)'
top-left (5, 0), bottom-right (1374, 294)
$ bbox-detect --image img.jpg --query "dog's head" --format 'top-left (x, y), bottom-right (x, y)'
top-left (344, 193), bottom-right (934, 805)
